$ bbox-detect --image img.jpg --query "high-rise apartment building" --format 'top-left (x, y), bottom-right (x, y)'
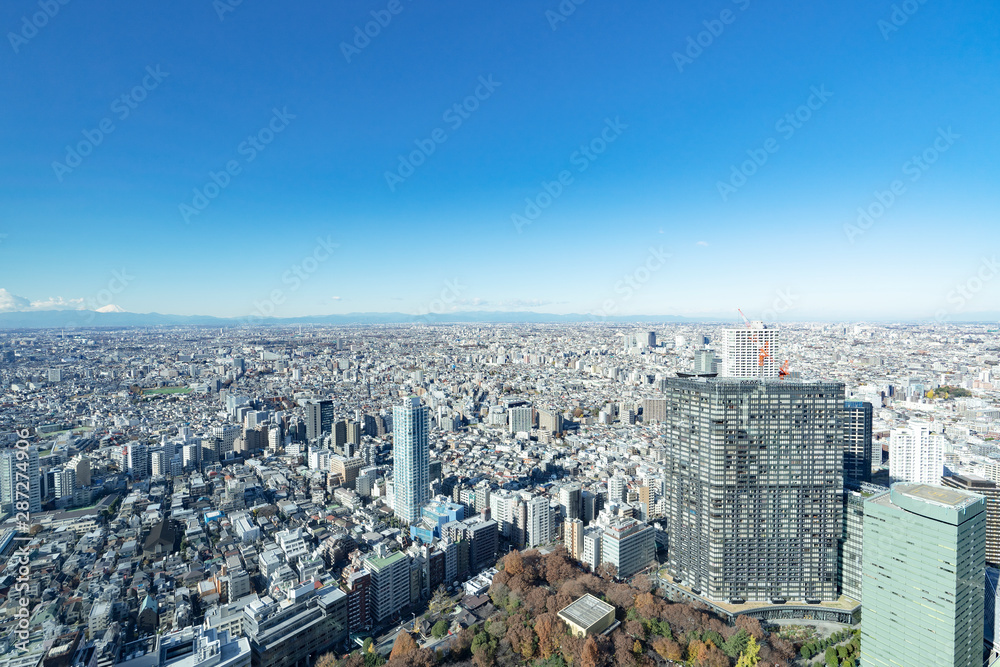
top-left (861, 483), bottom-right (985, 667)
top-left (662, 378), bottom-right (844, 602)
top-left (508, 406), bottom-right (533, 434)
top-left (526, 496), bottom-right (555, 548)
top-left (126, 442), bottom-right (149, 479)
top-left (642, 398), bottom-right (667, 423)
top-left (364, 547), bottom-right (410, 624)
top-left (843, 401), bottom-right (873, 484)
top-left (392, 397), bottom-right (430, 524)
top-left (889, 421), bottom-right (944, 484)
top-left (1, 447), bottom-right (41, 515)
top-left (943, 473), bottom-right (1000, 568)
top-left (718, 322), bottom-right (780, 378)
top-left (559, 483), bottom-right (582, 520)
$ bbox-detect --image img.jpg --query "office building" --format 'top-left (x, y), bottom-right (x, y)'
top-left (890, 421), bottom-right (944, 484)
top-left (392, 397), bottom-right (430, 524)
top-left (330, 456), bottom-right (364, 488)
top-left (242, 585), bottom-right (348, 667)
top-left (843, 401), bottom-right (873, 484)
top-left (116, 627), bottom-right (250, 667)
top-left (662, 378), bottom-right (844, 602)
top-left (601, 518), bottom-right (655, 578)
top-left (718, 322), bottom-right (780, 378)
top-left (943, 473), bottom-right (1000, 568)
top-left (861, 483), bottom-right (985, 667)
top-left (304, 400), bottom-right (334, 441)
top-left (838, 489), bottom-right (867, 602)
top-left (693, 349), bottom-right (717, 375)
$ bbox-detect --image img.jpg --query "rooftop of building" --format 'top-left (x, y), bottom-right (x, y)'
top-left (557, 594), bottom-right (615, 630)
top-left (894, 483), bottom-right (983, 510)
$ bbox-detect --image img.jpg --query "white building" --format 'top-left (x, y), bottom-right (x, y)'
top-left (889, 421), bottom-right (944, 484)
top-left (392, 397), bottom-right (430, 523)
top-left (526, 496), bottom-right (556, 548)
top-left (719, 322), bottom-right (780, 378)
top-left (508, 406), bottom-right (533, 434)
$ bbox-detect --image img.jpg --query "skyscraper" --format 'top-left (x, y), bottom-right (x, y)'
top-left (1, 447), bottom-right (41, 514)
top-left (943, 473), bottom-right (1000, 568)
top-left (889, 421), bottom-right (943, 484)
top-left (304, 400), bottom-right (335, 441)
top-left (662, 378), bottom-right (844, 603)
top-left (392, 397), bottom-right (430, 524)
top-left (508, 406), bottom-right (533, 434)
top-left (843, 401), bottom-right (873, 483)
top-left (559, 483), bottom-right (582, 520)
top-left (861, 483), bottom-right (985, 667)
top-left (718, 322), bottom-right (780, 378)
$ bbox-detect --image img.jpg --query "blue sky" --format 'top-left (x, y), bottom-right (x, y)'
top-left (1, 0), bottom-right (998, 321)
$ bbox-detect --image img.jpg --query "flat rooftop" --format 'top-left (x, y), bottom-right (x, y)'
top-left (558, 594), bottom-right (615, 630)
top-left (897, 483), bottom-right (981, 510)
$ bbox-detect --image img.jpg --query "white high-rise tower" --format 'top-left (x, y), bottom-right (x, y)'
top-left (719, 321), bottom-right (780, 378)
top-left (889, 421), bottom-right (944, 484)
top-left (392, 396), bottom-right (430, 523)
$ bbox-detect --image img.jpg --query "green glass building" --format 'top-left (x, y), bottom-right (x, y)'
top-left (862, 483), bottom-right (986, 667)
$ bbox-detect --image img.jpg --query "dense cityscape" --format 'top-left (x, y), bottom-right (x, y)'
top-left (1, 321), bottom-right (998, 667)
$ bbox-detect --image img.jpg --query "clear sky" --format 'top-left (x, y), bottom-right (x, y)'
top-left (1, 0), bottom-right (998, 322)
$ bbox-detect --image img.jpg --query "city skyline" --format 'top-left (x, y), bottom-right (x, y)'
top-left (2, 1), bottom-right (998, 320)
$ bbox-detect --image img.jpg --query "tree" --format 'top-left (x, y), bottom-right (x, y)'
top-left (389, 632), bottom-right (418, 662)
top-left (651, 638), bottom-right (683, 661)
top-left (580, 637), bottom-right (600, 667)
top-left (597, 562), bottom-right (618, 581)
top-left (315, 653), bottom-right (337, 667)
top-left (735, 636), bottom-right (761, 667)
top-left (632, 573), bottom-right (654, 593)
top-left (431, 620), bottom-right (449, 638)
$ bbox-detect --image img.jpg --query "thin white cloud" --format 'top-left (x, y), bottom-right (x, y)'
top-left (696, 241), bottom-right (709, 246)
top-left (0, 289), bottom-right (85, 312)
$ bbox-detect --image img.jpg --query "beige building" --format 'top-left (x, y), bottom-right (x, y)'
top-left (558, 594), bottom-right (616, 638)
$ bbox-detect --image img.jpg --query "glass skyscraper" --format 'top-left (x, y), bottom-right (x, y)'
top-left (661, 378), bottom-right (844, 603)
top-left (862, 483), bottom-right (985, 667)
top-left (392, 396), bottom-right (430, 524)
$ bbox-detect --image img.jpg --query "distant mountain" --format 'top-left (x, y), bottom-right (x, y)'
top-left (0, 309), bottom-right (998, 329)
top-left (0, 309), bottom-right (707, 329)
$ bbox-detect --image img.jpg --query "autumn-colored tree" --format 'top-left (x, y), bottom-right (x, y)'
top-left (606, 583), bottom-right (637, 609)
top-left (632, 573), bottom-right (654, 593)
top-left (651, 638), bottom-right (683, 661)
top-left (503, 550), bottom-right (525, 577)
top-left (580, 637), bottom-right (600, 667)
top-left (389, 632), bottom-right (418, 662)
top-left (535, 612), bottom-right (562, 659)
top-left (597, 562), bottom-right (618, 581)
top-left (702, 643), bottom-right (730, 667)
top-left (735, 615), bottom-right (765, 641)
top-left (688, 639), bottom-right (708, 664)
top-left (735, 635), bottom-right (761, 667)
top-left (624, 619), bottom-right (646, 640)
top-left (314, 652), bottom-right (337, 667)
